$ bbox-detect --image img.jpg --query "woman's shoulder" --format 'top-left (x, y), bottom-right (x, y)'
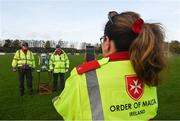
top-left (75, 57), bottom-right (110, 75)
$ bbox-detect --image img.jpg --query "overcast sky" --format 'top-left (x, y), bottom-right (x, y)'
top-left (0, 0), bottom-right (180, 44)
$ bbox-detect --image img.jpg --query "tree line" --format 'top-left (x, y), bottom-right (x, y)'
top-left (168, 40), bottom-right (180, 54)
top-left (0, 39), bottom-right (180, 54)
top-left (0, 39), bottom-right (102, 54)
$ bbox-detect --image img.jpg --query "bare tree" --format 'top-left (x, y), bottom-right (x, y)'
top-left (3, 39), bottom-right (12, 48)
top-left (74, 41), bottom-right (78, 49)
top-left (45, 41), bottom-right (51, 50)
top-left (50, 40), bottom-right (56, 48)
top-left (12, 39), bottom-right (21, 50)
top-left (58, 39), bottom-right (64, 47)
top-left (69, 41), bottom-right (75, 48)
top-left (63, 41), bottom-right (69, 48)
top-left (33, 40), bottom-right (39, 47)
top-left (94, 43), bottom-right (101, 54)
top-left (94, 43), bottom-right (101, 49)
top-left (39, 40), bottom-right (44, 48)
top-left (3, 39), bottom-right (13, 52)
top-left (29, 40), bottom-right (34, 47)
top-left (69, 41), bottom-right (76, 55)
top-left (80, 42), bottom-right (87, 50)
top-left (0, 40), bottom-right (2, 47)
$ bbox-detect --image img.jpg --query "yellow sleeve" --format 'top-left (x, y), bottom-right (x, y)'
top-left (31, 52), bottom-right (36, 68)
top-left (49, 54), bottom-right (54, 70)
top-left (12, 50), bottom-right (19, 68)
top-left (64, 53), bottom-right (69, 68)
top-left (53, 68), bottom-right (82, 120)
top-left (61, 50), bottom-right (69, 68)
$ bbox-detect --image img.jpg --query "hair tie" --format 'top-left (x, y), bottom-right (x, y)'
top-left (132, 18), bottom-right (144, 34)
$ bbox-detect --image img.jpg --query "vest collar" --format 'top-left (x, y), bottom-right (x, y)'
top-left (21, 48), bottom-right (28, 54)
top-left (107, 51), bottom-right (129, 61)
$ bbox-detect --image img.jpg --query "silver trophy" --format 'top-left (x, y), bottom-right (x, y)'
top-left (38, 53), bottom-right (49, 72)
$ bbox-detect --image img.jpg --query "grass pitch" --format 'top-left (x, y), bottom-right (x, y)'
top-left (0, 54), bottom-right (180, 120)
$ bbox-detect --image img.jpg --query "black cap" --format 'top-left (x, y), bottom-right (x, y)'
top-left (56, 45), bottom-right (61, 48)
top-left (22, 42), bottom-right (28, 47)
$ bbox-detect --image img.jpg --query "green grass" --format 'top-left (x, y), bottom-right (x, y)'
top-left (0, 54), bottom-right (85, 120)
top-left (0, 54), bottom-right (180, 119)
top-left (155, 55), bottom-right (180, 120)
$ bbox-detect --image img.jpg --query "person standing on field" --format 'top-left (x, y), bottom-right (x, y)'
top-left (49, 45), bottom-right (69, 92)
top-left (12, 42), bottom-right (35, 96)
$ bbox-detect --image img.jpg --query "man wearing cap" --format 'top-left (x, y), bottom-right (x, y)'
top-left (12, 42), bottom-right (36, 96)
top-left (49, 45), bottom-right (69, 92)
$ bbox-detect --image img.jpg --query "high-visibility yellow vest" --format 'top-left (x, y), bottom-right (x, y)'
top-left (53, 52), bottom-right (158, 121)
top-left (49, 50), bottom-right (69, 73)
top-left (12, 49), bottom-right (35, 68)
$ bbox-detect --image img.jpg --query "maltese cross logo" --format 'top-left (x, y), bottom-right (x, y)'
top-left (125, 75), bottom-right (144, 100)
top-left (130, 80), bottom-right (142, 94)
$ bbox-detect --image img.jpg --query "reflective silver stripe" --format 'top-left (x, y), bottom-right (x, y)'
top-left (18, 58), bottom-right (33, 61)
top-left (85, 70), bottom-right (104, 120)
top-left (54, 60), bottom-right (65, 62)
top-left (14, 58), bottom-right (32, 61)
top-left (54, 67), bottom-right (66, 69)
top-left (13, 58), bottom-right (19, 60)
top-left (52, 96), bottom-right (58, 103)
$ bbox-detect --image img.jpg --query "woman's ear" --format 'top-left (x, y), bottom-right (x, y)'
top-left (104, 36), bottom-right (111, 52)
top-left (102, 36), bottom-right (114, 57)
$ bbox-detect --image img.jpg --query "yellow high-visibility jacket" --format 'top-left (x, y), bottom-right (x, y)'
top-left (12, 49), bottom-right (35, 68)
top-left (53, 52), bottom-right (158, 121)
top-left (49, 50), bottom-right (69, 73)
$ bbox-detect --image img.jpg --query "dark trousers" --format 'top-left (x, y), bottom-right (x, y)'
top-left (53, 73), bottom-right (65, 92)
top-left (18, 69), bottom-right (33, 96)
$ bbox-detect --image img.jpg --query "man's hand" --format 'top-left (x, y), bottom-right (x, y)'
top-left (12, 68), bottom-right (17, 72)
top-left (65, 68), bottom-right (69, 72)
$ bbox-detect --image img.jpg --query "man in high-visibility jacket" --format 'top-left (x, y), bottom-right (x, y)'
top-left (12, 42), bottom-right (35, 96)
top-left (52, 11), bottom-right (166, 120)
top-left (49, 45), bottom-right (69, 92)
